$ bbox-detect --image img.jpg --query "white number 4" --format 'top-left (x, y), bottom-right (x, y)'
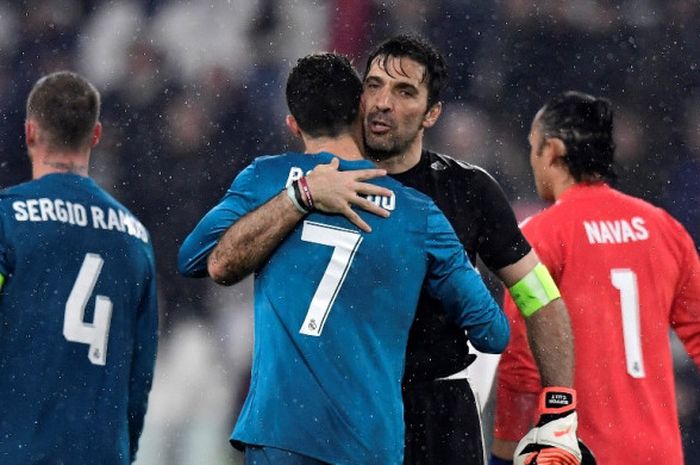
top-left (63, 253), bottom-right (113, 366)
top-left (299, 221), bottom-right (363, 337)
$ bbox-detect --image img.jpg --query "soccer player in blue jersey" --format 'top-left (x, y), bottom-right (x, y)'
top-left (188, 35), bottom-right (581, 465)
top-left (0, 71), bottom-right (158, 465)
top-left (179, 53), bottom-right (509, 465)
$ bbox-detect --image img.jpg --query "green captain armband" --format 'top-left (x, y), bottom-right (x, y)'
top-left (508, 263), bottom-right (561, 317)
top-left (0, 273), bottom-right (4, 291)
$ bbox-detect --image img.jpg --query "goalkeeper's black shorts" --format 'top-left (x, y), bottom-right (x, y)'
top-left (403, 378), bottom-right (486, 465)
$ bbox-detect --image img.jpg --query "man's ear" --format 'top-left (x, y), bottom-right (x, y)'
top-left (422, 102), bottom-right (442, 129)
top-left (546, 137), bottom-right (567, 167)
top-left (91, 122), bottom-right (102, 148)
top-left (285, 115), bottom-right (303, 139)
top-left (25, 120), bottom-right (37, 148)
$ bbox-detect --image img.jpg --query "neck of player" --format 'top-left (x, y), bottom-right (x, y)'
top-left (31, 149), bottom-right (90, 179)
top-left (304, 133), bottom-right (364, 161)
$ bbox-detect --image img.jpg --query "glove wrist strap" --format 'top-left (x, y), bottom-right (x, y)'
top-left (537, 387), bottom-right (577, 420)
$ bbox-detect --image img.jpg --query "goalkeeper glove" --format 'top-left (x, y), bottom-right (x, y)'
top-left (514, 387), bottom-right (584, 465)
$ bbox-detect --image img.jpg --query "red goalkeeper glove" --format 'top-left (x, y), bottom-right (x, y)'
top-left (514, 387), bottom-right (587, 465)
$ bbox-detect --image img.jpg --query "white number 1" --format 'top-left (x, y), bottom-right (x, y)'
top-left (299, 221), bottom-right (363, 337)
top-left (610, 268), bottom-right (645, 378)
top-left (63, 253), bottom-right (113, 366)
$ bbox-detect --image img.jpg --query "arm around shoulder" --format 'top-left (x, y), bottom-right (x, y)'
top-left (206, 189), bottom-right (304, 285)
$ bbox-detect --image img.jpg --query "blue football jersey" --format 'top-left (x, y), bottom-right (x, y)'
top-left (179, 152), bottom-right (508, 465)
top-left (0, 173), bottom-right (158, 465)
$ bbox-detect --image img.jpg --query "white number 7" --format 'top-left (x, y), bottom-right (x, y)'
top-left (610, 268), bottom-right (645, 378)
top-left (299, 221), bottom-right (363, 337)
top-left (63, 253), bottom-right (113, 365)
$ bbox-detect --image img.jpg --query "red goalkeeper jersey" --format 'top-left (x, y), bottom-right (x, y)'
top-left (495, 183), bottom-right (700, 465)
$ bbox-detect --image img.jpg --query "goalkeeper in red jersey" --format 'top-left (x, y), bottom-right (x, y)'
top-left (492, 91), bottom-right (700, 465)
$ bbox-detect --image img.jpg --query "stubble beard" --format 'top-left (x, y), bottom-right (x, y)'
top-left (363, 125), bottom-right (419, 163)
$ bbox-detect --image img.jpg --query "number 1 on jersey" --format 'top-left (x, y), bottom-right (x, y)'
top-left (299, 221), bottom-right (363, 337)
top-left (611, 268), bottom-right (645, 378)
top-left (63, 253), bottom-right (113, 366)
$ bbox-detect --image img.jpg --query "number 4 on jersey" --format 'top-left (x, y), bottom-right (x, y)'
top-left (63, 253), bottom-right (113, 366)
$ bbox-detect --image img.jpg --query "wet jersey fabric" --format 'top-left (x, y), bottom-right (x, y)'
top-left (391, 150), bottom-right (530, 383)
top-left (495, 183), bottom-right (700, 465)
top-left (0, 173), bottom-right (158, 465)
top-left (178, 151), bottom-right (508, 465)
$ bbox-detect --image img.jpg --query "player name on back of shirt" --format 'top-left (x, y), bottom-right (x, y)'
top-left (583, 216), bottom-right (649, 244)
top-left (11, 197), bottom-right (149, 244)
top-left (286, 165), bottom-right (396, 211)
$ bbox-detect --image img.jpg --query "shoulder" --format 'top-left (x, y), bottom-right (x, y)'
top-left (251, 151), bottom-right (310, 167)
top-left (0, 178), bottom-right (36, 198)
top-left (384, 176), bottom-right (435, 209)
top-left (424, 150), bottom-right (499, 185)
top-left (0, 180), bottom-right (40, 215)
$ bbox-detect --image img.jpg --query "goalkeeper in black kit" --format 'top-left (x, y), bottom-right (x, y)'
top-left (361, 35), bottom-right (593, 465)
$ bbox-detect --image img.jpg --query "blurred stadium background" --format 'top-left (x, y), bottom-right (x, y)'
top-left (0, 1), bottom-right (698, 464)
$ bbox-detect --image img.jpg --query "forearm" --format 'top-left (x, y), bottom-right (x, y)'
top-left (524, 298), bottom-right (574, 387)
top-left (208, 190), bottom-right (303, 285)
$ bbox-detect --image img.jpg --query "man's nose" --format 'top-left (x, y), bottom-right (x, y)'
top-left (373, 87), bottom-right (392, 111)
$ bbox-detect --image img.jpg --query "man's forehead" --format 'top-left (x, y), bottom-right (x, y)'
top-left (367, 55), bottom-right (427, 86)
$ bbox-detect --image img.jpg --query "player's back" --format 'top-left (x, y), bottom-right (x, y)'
top-left (226, 152), bottom-right (505, 465)
top-left (522, 183), bottom-right (698, 464)
top-left (0, 173), bottom-right (158, 465)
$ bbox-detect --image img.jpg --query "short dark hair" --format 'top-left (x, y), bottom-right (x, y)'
top-left (537, 91), bottom-right (617, 183)
top-left (363, 34), bottom-right (448, 110)
top-left (285, 53), bottom-right (362, 138)
top-left (26, 71), bottom-right (101, 150)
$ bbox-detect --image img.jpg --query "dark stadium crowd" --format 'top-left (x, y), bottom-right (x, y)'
top-left (0, 1), bottom-right (698, 464)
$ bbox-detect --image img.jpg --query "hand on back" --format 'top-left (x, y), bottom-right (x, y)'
top-left (305, 157), bottom-right (392, 232)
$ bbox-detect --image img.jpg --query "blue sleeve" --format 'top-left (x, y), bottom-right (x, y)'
top-left (424, 205), bottom-right (510, 353)
top-left (177, 162), bottom-right (258, 278)
top-left (128, 255), bottom-right (158, 462)
top-left (0, 201), bottom-right (10, 281)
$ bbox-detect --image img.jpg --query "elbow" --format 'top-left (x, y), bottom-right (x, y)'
top-left (177, 250), bottom-right (202, 278)
top-left (177, 257), bottom-right (193, 278)
top-left (488, 328), bottom-right (510, 354)
top-left (470, 316), bottom-right (510, 354)
top-left (472, 332), bottom-right (510, 354)
top-left (207, 259), bottom-right (240, 286)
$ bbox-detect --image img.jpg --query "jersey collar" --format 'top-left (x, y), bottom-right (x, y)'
top-left (557, 182), bottom-right (611, 205)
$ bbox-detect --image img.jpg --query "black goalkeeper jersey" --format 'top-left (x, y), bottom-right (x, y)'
top-left (392, 150), bottom-right (531, 384)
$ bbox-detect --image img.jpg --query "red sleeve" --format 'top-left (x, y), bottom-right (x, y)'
top-left (667, 215), bottom-right (700, 367)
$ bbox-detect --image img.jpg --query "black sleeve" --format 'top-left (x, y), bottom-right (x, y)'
top-left (472, 168), bottom-right (531, 270)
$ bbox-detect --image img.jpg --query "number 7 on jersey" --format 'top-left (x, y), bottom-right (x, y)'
top-left (299, 221), bottom-right (363, 337)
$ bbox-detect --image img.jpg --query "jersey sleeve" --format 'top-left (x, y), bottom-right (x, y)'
top-left (177, 161), bottom-right (259, 277)
top-left (0, 200), bottom-right (10, 282)
top-left (128, 253), bottom-right (159, 461)
top-left (472, 169), bottom-right (531, 270)
top-left (423, 203), bottom-right (509, 353)
top-left (667, 216), bottom-right (700, 368)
